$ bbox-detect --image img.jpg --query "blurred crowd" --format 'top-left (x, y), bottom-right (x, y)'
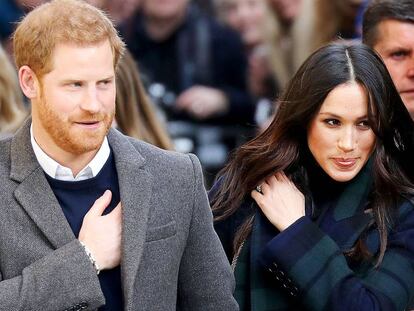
top-left (0, 0), bottom-right (375, 185)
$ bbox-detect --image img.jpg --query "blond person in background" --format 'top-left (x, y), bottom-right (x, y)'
top-left (293, 0), bottom-right (365, 72)
top-left (114, 50), bottom-right (173, 150)
top-left (263, 0), bottom-right (303, 90)
top-left (0, 44), bottom-right (27, 137)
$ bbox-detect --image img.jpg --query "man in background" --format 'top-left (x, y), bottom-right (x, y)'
top-left (122, 0), bottom-right (253, 123)
top-left (363, 0), bottom-right (414, 119)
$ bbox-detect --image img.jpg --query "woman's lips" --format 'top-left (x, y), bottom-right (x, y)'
top-left (400, 89), bottom-right (414, 97)
top-left (332, 158), bottom-right (357, 169)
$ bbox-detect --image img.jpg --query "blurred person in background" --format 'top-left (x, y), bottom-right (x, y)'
top-left (0, 44), bottom-right (27, 137)
top-left (121, 0), bottom-right (253, 124)
top-left (114, 50), bottom-right (174, 150)
top-left (194, 0), bottom-right (215, 16)
top-left (120, 0), bottom-right (255, 184)
top-left (215, 0), bottom-right (268, 52)
top-left (294, 0), bottom-right (366, 69)
top-left (265, 0), bottom-right (303, 90)
top-left (363, 0), bottom-right (414, 120)
top-left (0, 0), bottom-right (44, 53)
top-left (85, 0), bottom-right (141, 25)
top-left (213, 0), bottom-right (278, 126)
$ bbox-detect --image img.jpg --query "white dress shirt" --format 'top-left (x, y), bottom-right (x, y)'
top-left (30, 124), bottom-right (110, 181)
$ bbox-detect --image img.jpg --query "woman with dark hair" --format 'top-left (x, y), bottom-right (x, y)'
top-left (211, 42), bottom-right (414, 310)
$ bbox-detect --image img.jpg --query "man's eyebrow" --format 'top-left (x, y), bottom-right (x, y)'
top-left (59, 75), bottom-right (115, 83)
top-left (99, 75), bottom-right (115, 81)
top-left (59, 79), bottom-right (83, 84)
top-left (385, 46), bottom-right (412, 53)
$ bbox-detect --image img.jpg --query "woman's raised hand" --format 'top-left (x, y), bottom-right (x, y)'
top-left (251, 172), bottom-right (305, 231)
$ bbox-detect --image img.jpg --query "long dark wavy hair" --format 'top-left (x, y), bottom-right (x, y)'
top-left (211, 42), bottom-right (414, 266)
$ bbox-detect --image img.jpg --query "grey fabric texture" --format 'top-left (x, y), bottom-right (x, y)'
top-left (0, 119), bottom-right (238, 311)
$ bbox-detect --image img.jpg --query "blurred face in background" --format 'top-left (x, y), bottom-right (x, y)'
top-left (107, 0), bottom-right (141, 22)
top-left (219, 0), bottom-right (267, 48)
top-left (16, 0), bottom-right (44, 9)
top-left (85, 0), bottom-right (141, 23)
top-left (141, 0), bottom-right (189, 20)
top-left (268, 0), bottom-right (302, 25)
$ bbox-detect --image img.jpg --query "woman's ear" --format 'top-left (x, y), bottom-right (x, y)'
top-left (18, 65), bottom-right (40, 99)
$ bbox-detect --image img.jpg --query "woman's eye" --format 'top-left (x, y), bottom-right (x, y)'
top-left (357, 120), bottom-right (371, 129)
top-left (324, 119), bottom-right (340, 126)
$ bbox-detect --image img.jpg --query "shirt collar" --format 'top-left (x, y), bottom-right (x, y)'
top-left (30, 124), bottom-right (110, 181)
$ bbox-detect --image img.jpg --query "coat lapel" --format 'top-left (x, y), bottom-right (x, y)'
top-left (10, 120), bottom-right (75, 249)
top-left (107, 130), bottom-right (153, 311)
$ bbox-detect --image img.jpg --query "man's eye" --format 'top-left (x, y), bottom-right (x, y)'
top-left (99, 80), bottom-right (112, 86)
top-left (390, 50), bottom-right (409, 60)
top-left (71, 82), bottom-right (82, 87)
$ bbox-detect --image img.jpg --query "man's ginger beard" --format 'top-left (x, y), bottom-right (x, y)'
top-left (36, 82), bottom-right (114, 155)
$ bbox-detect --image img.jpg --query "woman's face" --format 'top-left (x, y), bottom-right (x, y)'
top-left (307, 82), bottom-right (376, 182)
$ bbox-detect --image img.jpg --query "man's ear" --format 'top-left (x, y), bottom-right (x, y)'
top-left (19, 65), bottom-right (41, 99)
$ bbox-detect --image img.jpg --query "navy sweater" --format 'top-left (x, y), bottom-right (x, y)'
top-left (45, 152), bottom-right (123, 311)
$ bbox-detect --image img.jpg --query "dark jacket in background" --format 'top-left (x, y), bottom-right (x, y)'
top-left (120, 5), bottom-right (254, 125)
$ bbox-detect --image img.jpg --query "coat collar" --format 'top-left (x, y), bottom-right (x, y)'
top-left (11, 119), bottom-right (153, 311)
top-left (331, 159), bottom-right (373, 221)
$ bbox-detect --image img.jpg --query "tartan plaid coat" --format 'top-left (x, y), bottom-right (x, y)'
top-left (213, 165), bottom-right (414, 311)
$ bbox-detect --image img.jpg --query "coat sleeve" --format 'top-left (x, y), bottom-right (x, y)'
top-left (0, 240), bottom-right (105, 311)
top-left (177, 154), bottom-right (239, 311)
top-left (260, 200), bottom-right (414, 311)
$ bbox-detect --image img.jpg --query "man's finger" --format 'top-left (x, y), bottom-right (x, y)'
top-left (107, 202), bottom-right (122, 219)
top-left (87, 190), bottom-right (112, 217)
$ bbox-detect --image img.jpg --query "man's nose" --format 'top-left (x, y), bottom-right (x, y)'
top-left (406, 57), bottom-right (414, 78)
top-left (80, 86), bottom-right (100, 113)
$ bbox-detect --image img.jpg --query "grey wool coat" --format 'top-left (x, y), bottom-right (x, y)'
top-left (0, 120), bottom-right (238, 311)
